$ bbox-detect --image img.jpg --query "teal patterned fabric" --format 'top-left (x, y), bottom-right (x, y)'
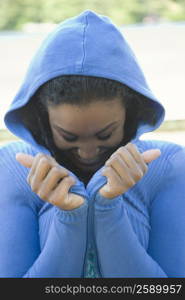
top-left (84, 244), bottom-right (100, 278)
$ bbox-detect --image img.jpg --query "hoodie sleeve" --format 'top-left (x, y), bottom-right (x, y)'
top-left (0, 144), bottom-right (88, 278)
top-left (23, 203), bottom-right (88, 278)
top-left (92, 148), bottom-right (185, 277)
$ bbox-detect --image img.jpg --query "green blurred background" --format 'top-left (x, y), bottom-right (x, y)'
top-left (1, 0), bottom-right (185, 30)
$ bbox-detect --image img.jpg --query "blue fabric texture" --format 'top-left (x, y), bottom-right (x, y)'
top-left (1, 10), bottom-right (185, 277)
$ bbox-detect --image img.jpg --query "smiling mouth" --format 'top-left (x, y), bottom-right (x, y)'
top-left (66, 149), bottom-right (114, 168)
top-left (76, 158), bottom-right (102, 166)
top-left (80, 162), bottom-right (100, 167)
top-left (71, 154), bottom-right (107, 168)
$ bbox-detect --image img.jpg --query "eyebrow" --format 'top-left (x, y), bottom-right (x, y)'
top-left (54, 121), bottom-right (118, 136)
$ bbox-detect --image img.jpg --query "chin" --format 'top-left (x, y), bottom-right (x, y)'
top-left (75, 160), bottom-right (103, 172)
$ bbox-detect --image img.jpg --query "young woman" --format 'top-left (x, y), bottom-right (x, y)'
top-left (1, 10), bottom-right (185, 277)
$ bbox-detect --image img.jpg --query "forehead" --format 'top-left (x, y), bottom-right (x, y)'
top-left (48, 99), bottom-right (125, 134)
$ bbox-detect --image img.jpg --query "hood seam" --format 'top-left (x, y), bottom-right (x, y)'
top-left (81, 13), bottom-right (88, 73)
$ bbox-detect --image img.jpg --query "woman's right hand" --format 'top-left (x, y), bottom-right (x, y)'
top-left (16, 152), bottom-right (84, 210)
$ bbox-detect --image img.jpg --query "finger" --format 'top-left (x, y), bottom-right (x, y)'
top-left (125, 143), bottom-right (161, 164)
top-left (125, 143), bottom-right (143, 162)
top-left (108, 144), bottom-right (147, 174)
top-left (114, 147), bottom-right (144, 171)
top-left (124, 143), bottom-right (148, 173)
top-left (108, 148), bottom-right (133, 168)
top-left (117, 152), bottom-right (144, 182)
top-left (36, 165), bottom-right (69, 199)
top-left (101, 166), bottom-right (134, 198)
top-left (27, 153), bottom-right (56, 184)
top-left (27, 153), bottom-right (47, 184)
top-left (119, 148), bottom-right (139, 168)
top-left (142, 149), bottom-right (161, 164)
top-left (48, 176), bottom-right (76, 209)
top-left (16, 153), bottom-right (34, 168)
top-left (68, 193), bottom-right (85, 210)
top-left (105, 153), bottom-right (138, 181)
top-left (30, 161), bottom-right (58, 193)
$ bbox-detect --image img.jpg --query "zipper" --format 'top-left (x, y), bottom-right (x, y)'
top-left (82, 187), bottom-right (101, 277)
top-left (82, 167), bottom-right (107, 277)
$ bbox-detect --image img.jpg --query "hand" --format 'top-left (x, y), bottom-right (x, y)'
top-left (99, 143), bottom-right (161, 199)
top-left (16, 152), bottom-right (84, 210)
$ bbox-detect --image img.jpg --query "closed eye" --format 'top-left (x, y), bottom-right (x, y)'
top-left (62, 133), bottom-right (112, 142)
top-left (97, 133), bottom-right (112, 140)
top-left (62, 135), bottom-right (78, 142)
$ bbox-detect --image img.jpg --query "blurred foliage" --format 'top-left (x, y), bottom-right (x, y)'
top-left (0, 0), bottom-right (185, 30)
top-left (0, 129), bottom-right (19, 143)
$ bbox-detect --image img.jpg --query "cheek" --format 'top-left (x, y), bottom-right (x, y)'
top-left (52, 131), bottom-right (70, 150)
top-left (110, 127), bottom-right (124, 144)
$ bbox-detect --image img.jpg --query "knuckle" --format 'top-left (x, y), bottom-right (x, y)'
top-left (35, 153), bottom-right (46, 160)
top-left (115, 184), bottom-right (123, 194)
top-left (39, 156), bottom-right (50, 166)
top-left (110, 155), bottom-right (120, 164)
top-left (109, 153), bottom-right (117, 160)
top-left (61, 167), bottom-right (69, 177)
top-left (129, 142), bottom-right (137, 149)
top-left (135, 174), bottom-right (142, 181)
top-left (103, 166), bottom-right (112, 175)
top-left (51, 165), bottom-right (62, 175)
top-left (127, 177), bottom-right (135, 187)
top-left (116, 150), bottom-right (122, 157)
top-left (108, 158), bottom-right (115, 165)
top-left (49, 194), bottom-right (68, 209)
top-left (62, 198), bottom-right (70, 209)
top-left (116, 146), bottom-right (125, 154)
top-left (52, 165), bottom-right (69, 177)
top-left (48, 192), bottom-right (59, 205)
top-left (134, 170), bottom-right (143, 181)
top-left (127, 143), bottom-right (138, 152)
top-left (116, 148), bottom-right (129, 160)
top-left (48, 196), bottom-right (57, 206)
top-left (37, 191), bottom-right (47, 200)
top-left (109, 184), bottom-right (123, 197)
top-left (48, 155), bottom-right (57, 162)
top-left (31, 183), bottom-right (39, 193)
top-left (65, 176), bottom-right (76, 185)
top-left (112, 181), bottom-right (121, 190)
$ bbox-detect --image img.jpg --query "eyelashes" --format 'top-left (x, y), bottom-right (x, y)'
top-left (97, 133), bottom-right (112, 140)
top-left (62, 135), bottom-right (78, 142)
top-left (62, 133), bottom-right (112, 142)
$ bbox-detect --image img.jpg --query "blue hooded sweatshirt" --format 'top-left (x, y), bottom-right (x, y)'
top-left (1, 10), bottom-right (185, 278)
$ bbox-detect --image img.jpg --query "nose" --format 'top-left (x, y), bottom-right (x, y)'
top-left (77, 146), bottom-right (100, 161)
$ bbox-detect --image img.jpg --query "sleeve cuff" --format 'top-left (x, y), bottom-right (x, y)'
top-left (95, 191), bottom-right (122, 210)
top-left (55, 199), bottom-right (88, 224)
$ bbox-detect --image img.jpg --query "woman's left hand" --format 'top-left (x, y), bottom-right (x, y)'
top-left (99, 143), bottom-right (161, 199)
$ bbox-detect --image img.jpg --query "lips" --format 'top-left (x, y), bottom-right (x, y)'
top-left (75, 158), bottom-right (101, 166)
top-left (68, 150), bottom-right (113, 168)
top-left (72, 155), bottom-right (106, 167)
top-left (77, 159), bottom-right (101, 166)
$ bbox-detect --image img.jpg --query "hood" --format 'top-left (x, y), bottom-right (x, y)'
top-left (4, 10), bottom-right (165, 152)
